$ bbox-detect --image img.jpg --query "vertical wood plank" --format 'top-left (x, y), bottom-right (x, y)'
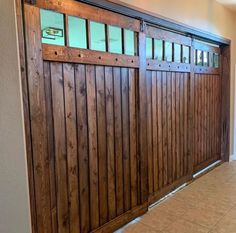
top-left (95, 66), bottom-right (108, 225)
top-left (75, 65), bottom-right (90, 233)
top-left (162, 71), bottom-right (168, 186)
top-left (113, 67), bottom-right (124, 216)
top-left (146, 71), bottom-right (153, 195)
top-left (51, 62), bottom-right (69, 233)
top-left (121, 67), bottom-right (131, 212)
top-left (105, 66), bottom-right (116, 220)
top-left (17, 1), bottom-right (37, 232)
top-left (167, 72), bottom-right (172, 184)
top-left (175, 73), bottom-right (181, 179)
top-left (24, 5), bottom-right (52, 233)
top-left (152, 71), bottom-right (158, 191)
top-left (221, 46), bottom-right (230, 161)
top-left (157, 71), bottom-right (163, 189)
top-left (183, 73), bottom-right (188, 175)
top-left (129, 68), bottom-right (138, 208)
top-left (171, 72), bottom-right (176, 180)
top-left (179, 73), bottom-right (184, 177)
top-left (138, 32), bottom-right (148, 203)
top-left (63, 63), bottom-right (80, 233)
top-left (44, 62), bottom-right (58, 233)
top-left (86, 65), bottom-right (100, 229)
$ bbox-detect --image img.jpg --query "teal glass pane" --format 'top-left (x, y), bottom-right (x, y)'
top-left (213, 53), bottom-right (219, 68)
top-left (196, 50), bottom-right (203, 66)
top-left (40, 9), bottom-right (65, 46)
top-left (164, 41), bottom-right (172, 62)
top-left (174, 43), bottom-right (181, 63)
top-left (209, 52), bottom-right (213, 67)
top-left (203, 51), bottom-right (209, 67)
top-left (154, 39), bottom-right (163, 61)
top-left (108, 26), bottom-right (122, 54)
top-left (146, 37), bottom-right (153, 59)
top-left (182, 45), bottom-right (190, 64)
top-left (68, 16), bottom-right (87, 49)
top-left (124, 29), bottom-right (135, 56)
top-left (90, 21), bottom-right (106, 52)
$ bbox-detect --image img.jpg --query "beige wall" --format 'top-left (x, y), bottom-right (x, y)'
top-left (119, 0), bottom-right (236, 156)
top-left (0, 0), bottom-right (32, 233)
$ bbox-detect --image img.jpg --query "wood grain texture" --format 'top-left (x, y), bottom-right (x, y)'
top-left (24, 5), bottom-right (52, 233)
top-left (22, 2), bottom-right (228, 233)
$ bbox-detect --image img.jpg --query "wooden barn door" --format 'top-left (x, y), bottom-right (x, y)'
top-left (23, 1), bottom-right (148, 233)
top-left (145, 25), bottom-right (192, 204)
top-left (22, 0), bottom-right (225, 232)
top-left (192, 40), bottom-right (222, 172)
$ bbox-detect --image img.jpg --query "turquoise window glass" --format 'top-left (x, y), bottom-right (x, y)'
top-left (213, 53), bottom-right (219, 68)
top-left (164, 41), bottom-right (172, 62)
top-left (146, 37), bottom-right (153, 59)
top-left (68, 16), bottom-right (87, 49)
top-left (209, 52), bottom-right (214, 67)
top-left (182, 45), bottom-right (190, 64)
top-left (203, 51), bottom-right (209, 66)
top-left (196, 50), bottom-right (203, 66)
top-left (40, 9), bottom-right (65, 46)
top-left (90, 21), bottom-right (106, 52)
top-left (108, 25), bottom-right (122, 54)
top-left (124, 29), bottom-right (135, 56)
top-left (154, 39), bottom-right (163, 61)
top-left (174, 43), bottom-right (181, 63)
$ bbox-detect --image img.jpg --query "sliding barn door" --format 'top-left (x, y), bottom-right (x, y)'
top-left (23, 1), bottom-right (224, 232)
top-left (23, 1), bottom-right (148, 233)
top-left (145, 26), bottom-right (192, 204)
top-left (192, 41), bottom-right (222, 172)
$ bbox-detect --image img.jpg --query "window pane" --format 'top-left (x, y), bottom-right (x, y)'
top-left (40, 9), bottom-right (65, 46)
top-left (90, 21), bottom-right (106, 52)
top-left (213, 53), bottom-right (219, 68)
top-left (174, 43), bottom-right (181, 63)
top-left (209, 52), bottom-right (213, 67)
top-left (203, 51), bottom-right (209, 66)
top-left (196, 50), bottom-right (203, 66)
top-left (146, 37), bottom-right (153, 59)
top-left (108, 26), bottom-right (122, 54)
top-left (182, 45), bottom-right (190, 64)
top-left (164, 41), bottom-right (172, 62)
top-left (154, 39), bottom-right (163, 61)
top-left (68, 16), bottom-right (87, 49)
top-left (124, 29), bottom-right (135, 56)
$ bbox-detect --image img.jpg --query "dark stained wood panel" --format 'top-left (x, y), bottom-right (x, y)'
top-left (147, 70), bottom-right (191, 203)
top-left (23, 3), bottom-right (226, 233)
top-left (32, 60), bottom-right (141, 232)
top-left (193, 74), bottom-right (221, 172)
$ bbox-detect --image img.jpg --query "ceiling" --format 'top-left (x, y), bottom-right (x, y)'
top-left (216, 0), bottom-right (236, 11)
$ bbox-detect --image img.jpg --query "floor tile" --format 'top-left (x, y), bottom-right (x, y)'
top-left (163, 219), bottom-right (209, 233)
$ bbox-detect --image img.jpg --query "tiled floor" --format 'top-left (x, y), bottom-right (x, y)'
top-left (116, 162), bottom-right (236, 233)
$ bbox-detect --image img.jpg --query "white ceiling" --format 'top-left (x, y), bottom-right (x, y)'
top-left (216, 0), bottom-right (236, 11)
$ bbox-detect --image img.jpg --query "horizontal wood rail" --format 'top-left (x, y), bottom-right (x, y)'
top-left (193, 66), bottom-right (220, 75)
top-left (192, 40), bottom-right (221, 53)
top-left (145, 25), bottom-right (192, 46)
top-left (147, 59), bottom-right (191, 72)
top-left (42, 44), bottom-right (139, 68)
